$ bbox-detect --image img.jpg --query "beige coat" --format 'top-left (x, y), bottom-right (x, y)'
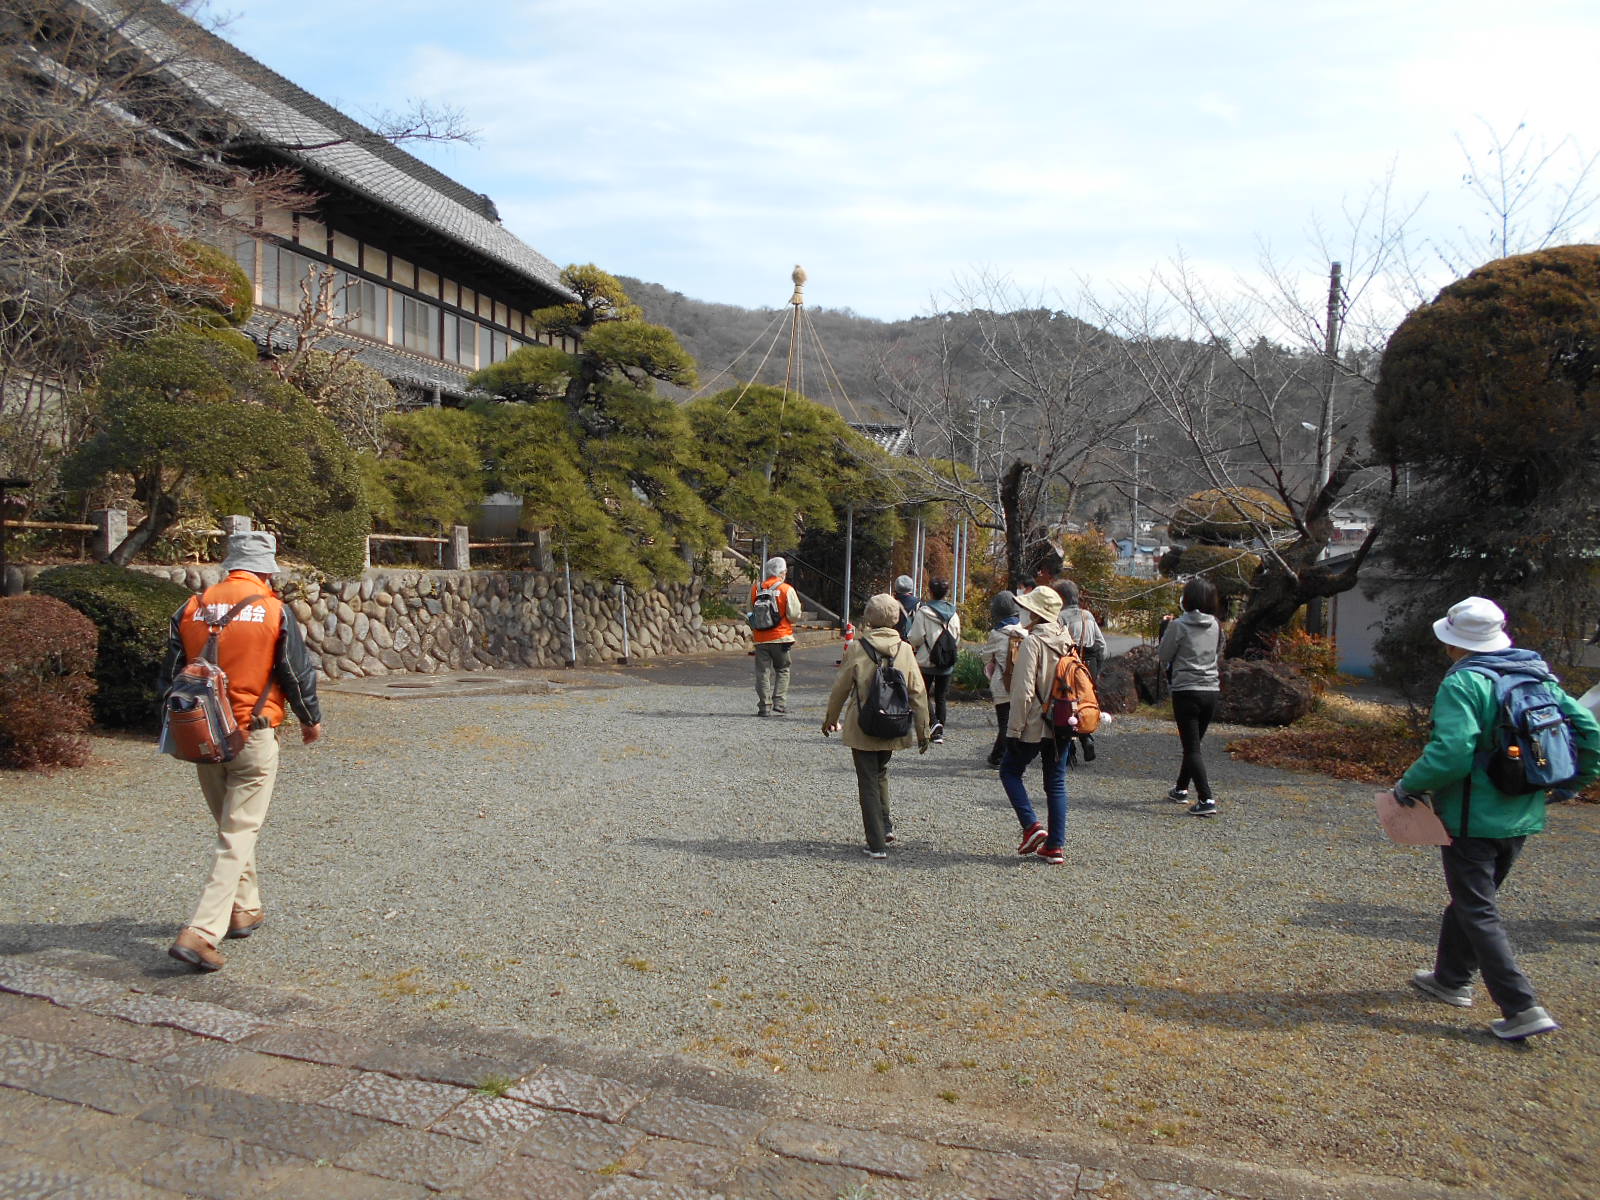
top-left (823, 625), bottom-right (932, 751)
top-left (1005, 620), bottom-right (1073, 742)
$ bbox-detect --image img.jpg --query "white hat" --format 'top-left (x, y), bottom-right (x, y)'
top-left (221, 530), bottom-right (280, 576)
top-left (1432, 596), bottom-right (1511, 653)
top-left (763, 556), bottom-right (787, 578)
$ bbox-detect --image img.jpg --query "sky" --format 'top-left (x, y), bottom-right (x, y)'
top-left (217, 0), bottom-right (1600, 323)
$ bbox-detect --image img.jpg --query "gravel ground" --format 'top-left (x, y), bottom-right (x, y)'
top-left (3, 647), bottom-right (1597, 1199)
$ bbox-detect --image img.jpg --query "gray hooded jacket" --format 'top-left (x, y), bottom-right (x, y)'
top-left (1158, 610), bottom-right (1223, 693)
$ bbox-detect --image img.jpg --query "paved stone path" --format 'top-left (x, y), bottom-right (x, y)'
top-left (0, 949), bottom-right (1481, 1200)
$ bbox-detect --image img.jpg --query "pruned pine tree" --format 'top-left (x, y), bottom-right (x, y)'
top-left (682, 384), bottom-right (895, 547)
top-left (470, 266), bottom-right (720, 588)
top-left (64, 330), bottom-right (369, 574)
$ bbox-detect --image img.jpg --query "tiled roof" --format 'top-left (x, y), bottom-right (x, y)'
top-left (90, 0), bottom-right (573, 302)
top-left (244, 313), bottom-right (479, 402)
top-left (852, 423), bottom-right (914, 457)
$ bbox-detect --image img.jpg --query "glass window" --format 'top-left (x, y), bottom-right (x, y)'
top-left (346, 278), bottom-right (389, 340)
top-left (262, 206), bottom-right (293, 237)
top-left (361, 243), bottom-right (387, 276)
top-left (332, 231), bottom-right (359, 265)
top-left (493, 300), bottom-right (508, 327)
top-left (401, 296), bottom-right (440, 357)
top-left (418, 268), bottom-right (440, 298)
top-left (489, 328), bottom-right (508, 364)
top-left (391, 257), bottom-right (414, 289)
top-left (296, 217), bottom-right (326, 250)
top-left (232, 237), bottom-right (256, 278)
top-left (441, 280), bottom-right (458, 308)
top-left (455, 318), bottom-right (477, 367)
top-left (459, 286), bottom-right (477, 315)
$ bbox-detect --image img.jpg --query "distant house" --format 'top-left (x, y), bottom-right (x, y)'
top-left (107, 0), bottom-right (577, 405)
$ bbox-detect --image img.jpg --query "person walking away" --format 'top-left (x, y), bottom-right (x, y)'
top-left (892, 574), bottom-right (919, 639)
top-left (980, 590), bottom-right (1027, 767)
top-left (750, 556), bottom-right (803, 716)
top-left (822, 593), bottom-right (931, 858)
top-left (160, 531), bottom-right (322, 972)
top-left (1396, 596), bottom-right (1600, 1040)
top-left (1054, 578), bottom-right (1106, 764)
top-left (1000, 586), bottom-right (1073, 864)
top-left (1158, 577), bottom-right (1223, 817)
top-left (908, 576), bottom-right (962, 743)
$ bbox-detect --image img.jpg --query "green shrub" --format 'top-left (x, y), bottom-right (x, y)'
top-left (952, 647), bottom-right (987, 693)
top-left (31, 565), bottom-right (192, 730)
top-left (0, 594), bottom-right (98, 770)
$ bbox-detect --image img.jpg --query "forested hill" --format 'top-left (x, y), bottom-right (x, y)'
top-left (618, 276), bottom-right (914, 423)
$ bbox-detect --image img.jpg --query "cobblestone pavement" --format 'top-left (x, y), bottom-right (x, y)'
top-left (0, 950), bottom-right (1484, 1200)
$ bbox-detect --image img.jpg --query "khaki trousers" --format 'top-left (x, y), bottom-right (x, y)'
top-left (188, 726), bottom-right (280, 944)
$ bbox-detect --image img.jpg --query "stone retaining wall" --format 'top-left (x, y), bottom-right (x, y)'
top-left (21, 563), bottom-right (752, 679)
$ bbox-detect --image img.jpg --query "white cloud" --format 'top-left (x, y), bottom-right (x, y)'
top-left (223, 0), bottom-right (1600, 318)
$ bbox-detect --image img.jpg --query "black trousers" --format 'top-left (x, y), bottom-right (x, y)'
top-left (989, 702), bottom-right (1010, 763)
top-left (1171, 690), bottom-right (1218, 799)
top-left (1435, 835), bottom-right (1538, 1017)
top-left (923, 671), bottom-right (950, 727)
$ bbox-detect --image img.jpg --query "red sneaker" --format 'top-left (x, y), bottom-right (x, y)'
top-left (1017, 824), bottom-right (1046, 855)
top-left (1036, 845), bottom-right (1065, 865)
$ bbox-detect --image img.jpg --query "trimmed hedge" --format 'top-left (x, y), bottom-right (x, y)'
top-left (31, 564), bottom-right (192, 730)
top-left (0, 594), bottom-right (98, 770)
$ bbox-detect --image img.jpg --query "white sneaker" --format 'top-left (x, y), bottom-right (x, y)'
top-left (863, 848), bottom-right (887, 860)
top-left (1410, 970), bottom-right (1473, 1007)
top-left (1491, 1006), bottom-right (1559, 1041)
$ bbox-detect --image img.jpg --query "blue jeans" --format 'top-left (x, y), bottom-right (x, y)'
top-left (1000, 736), bottom-right (1068, 850)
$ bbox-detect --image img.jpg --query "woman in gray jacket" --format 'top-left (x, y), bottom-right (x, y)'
top-left (1157, 577), bottom-right (1224, 817)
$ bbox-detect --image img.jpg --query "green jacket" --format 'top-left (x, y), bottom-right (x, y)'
top-left (1400, 658), bottom-right (1600, 839)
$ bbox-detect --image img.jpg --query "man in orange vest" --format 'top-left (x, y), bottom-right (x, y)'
top-left (160, 531), bottom-right (323, 972)
top-left (749, 556), bottom-right (803, 716)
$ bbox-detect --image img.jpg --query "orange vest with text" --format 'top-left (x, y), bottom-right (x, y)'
top-left (176, 571), bottom-right (288, 728)
top-left (749, 577), bottom-right (796, 643)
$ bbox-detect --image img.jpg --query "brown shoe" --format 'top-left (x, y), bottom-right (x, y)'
top-left (168, 928), bottom-right (224, 972)
top-left (226, 908), bottom-right (265, 939)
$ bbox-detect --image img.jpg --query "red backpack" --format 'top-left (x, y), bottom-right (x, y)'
top-left (160, 594), bottom-right (268, 763)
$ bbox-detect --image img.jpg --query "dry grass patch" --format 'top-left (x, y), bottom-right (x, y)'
top-left (1226, 691), bottom-right (1425, 783)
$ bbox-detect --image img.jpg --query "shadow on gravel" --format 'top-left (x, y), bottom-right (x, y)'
top-left (1287, 900), bottom-right (1600, 954)
top-left (1062, 980), bottom-right (1496, 1042)
top-left (0, 917), bottom-right (188, 979)
top-left (636, 835), bottom-right (1022, 871)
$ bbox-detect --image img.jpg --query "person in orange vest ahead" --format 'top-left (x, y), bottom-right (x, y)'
top-left (159, 531), bottom-right (323, 972)
top-left (748, 556), bottom-right (803, 716)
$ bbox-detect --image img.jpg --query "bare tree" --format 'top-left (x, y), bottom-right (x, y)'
top-left (875, 274), bottom-right (1150, 587)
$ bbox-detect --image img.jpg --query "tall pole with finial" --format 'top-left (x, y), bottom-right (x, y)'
top-left (783, 265), bottom-right (806, 399)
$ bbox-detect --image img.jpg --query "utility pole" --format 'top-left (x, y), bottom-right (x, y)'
top-left (1317, 262), bottom-right (1343, 492)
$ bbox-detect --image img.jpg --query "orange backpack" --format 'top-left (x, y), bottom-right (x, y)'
top-left (1045, 645), bottom-right (1101, 736)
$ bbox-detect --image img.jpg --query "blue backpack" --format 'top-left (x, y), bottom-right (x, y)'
top-left (1451, 659), bottom-right (1579, 794)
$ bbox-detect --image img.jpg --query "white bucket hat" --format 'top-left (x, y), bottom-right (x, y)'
top-left (1432, 596), bottom-right (1511, 653)
top-left (221, 530), bottom-right (280, 576)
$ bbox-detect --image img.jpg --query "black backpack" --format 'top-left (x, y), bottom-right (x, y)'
top-left (925, 607), bottom-right (958, 671)
top-left (857, 640), bottom-right (913, 739)
top-left (747, 581), bottom-right (783, 631)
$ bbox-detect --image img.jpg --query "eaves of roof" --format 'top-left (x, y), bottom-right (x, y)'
top-left (243, 312), bottom-right (481, 402)
top-left (88, 0), bottom-right (575, 304)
